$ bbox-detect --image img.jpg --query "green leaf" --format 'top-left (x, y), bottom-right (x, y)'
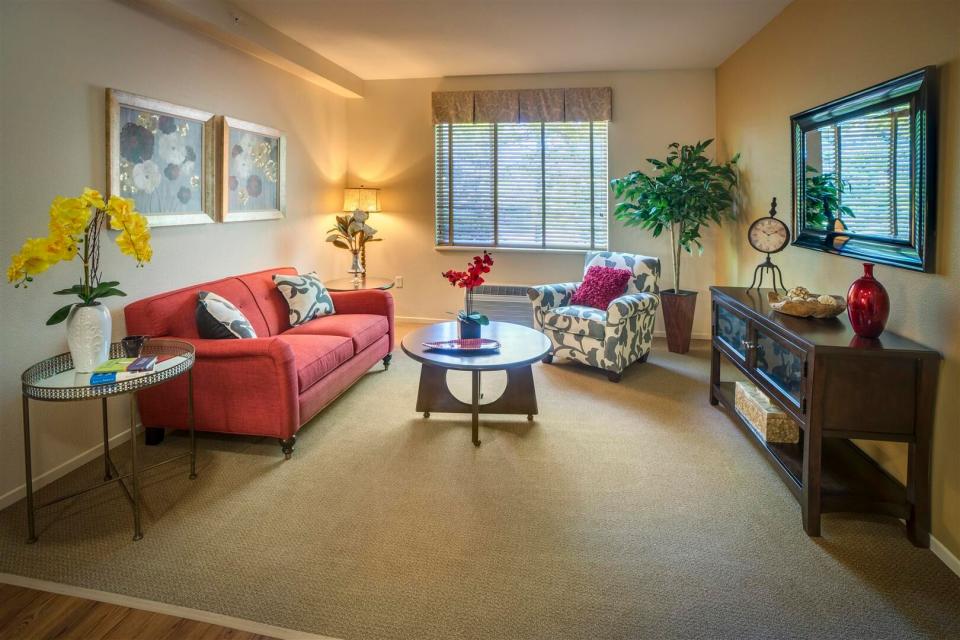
top-left (89, 288), bottom-right (126, 300)
top-left (53, 284), bottom-right (84, 296)
top-left (88, 281), bottom-right (124, 300)
top-left (331, 239), bottom-right (350, 250)
top-left (46, 303), bottom-right (76, 326)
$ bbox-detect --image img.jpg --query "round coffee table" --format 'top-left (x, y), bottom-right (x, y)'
top-left (401, 321), bottom-right (550, 446)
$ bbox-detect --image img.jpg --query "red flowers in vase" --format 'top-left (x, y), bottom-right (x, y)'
top-left (441, 251), bottom-right (494, 328)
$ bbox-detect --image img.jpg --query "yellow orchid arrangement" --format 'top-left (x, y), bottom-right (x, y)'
top-left (7, 188), bottom-right (152, 325)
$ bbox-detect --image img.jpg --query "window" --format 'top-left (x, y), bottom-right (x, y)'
top-left (817, 105), bottom-right (911, 239)
top-left (435, 121), bottom-right (608, 250)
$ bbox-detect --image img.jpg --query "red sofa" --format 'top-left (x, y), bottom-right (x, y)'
top-left (123, 267), bottom-right (394, 458)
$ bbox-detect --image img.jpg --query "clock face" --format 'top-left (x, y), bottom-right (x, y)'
top-left (748, 217), bottom-right (790, 253)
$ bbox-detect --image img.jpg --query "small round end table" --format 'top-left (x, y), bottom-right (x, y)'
top-left (21, 338), bottom-right (197, 543)
top-left (324, 276), bottom-right (395, 292)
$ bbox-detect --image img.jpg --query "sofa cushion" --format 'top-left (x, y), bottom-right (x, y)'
top-left (273, 272), bottom-right (336, 327)
top-left (276, 334), bottom-right (354, 392)
top-left (543, 305), bottom-right (607, 340)
top-left (196, 291), bottom-right (258, 339)
top-left (284, 313), bottom-right (389, 353)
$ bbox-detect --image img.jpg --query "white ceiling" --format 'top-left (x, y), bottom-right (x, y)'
top-left (233, 0), bottom-right (792, 80)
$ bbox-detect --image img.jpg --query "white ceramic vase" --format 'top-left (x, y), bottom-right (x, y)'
top-left (66, 302), bottom-right (111, 372)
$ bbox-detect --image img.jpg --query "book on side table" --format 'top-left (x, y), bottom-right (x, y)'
top-left (90, 356), bottom-right (157, 384)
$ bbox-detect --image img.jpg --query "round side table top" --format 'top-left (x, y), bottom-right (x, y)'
top-left (401, 321), bottom-right (550, 372)
top-left (325, 276), bottom-right (395, 291)
top-left (21, 338), bottom-right (195, 402)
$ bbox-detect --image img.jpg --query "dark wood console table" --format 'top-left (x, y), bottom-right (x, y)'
top-left (709, 287), bottom-right (939, 546)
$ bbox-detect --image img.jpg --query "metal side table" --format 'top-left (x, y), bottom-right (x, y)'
top-left (20, 338), bottom-right (197, 543)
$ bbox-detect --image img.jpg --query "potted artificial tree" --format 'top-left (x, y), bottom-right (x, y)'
top-left (610, 139), bottom-right (739, 354)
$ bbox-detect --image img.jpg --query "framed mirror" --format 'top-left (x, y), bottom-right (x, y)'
top-left (791, 67), bottom-right (937, 272)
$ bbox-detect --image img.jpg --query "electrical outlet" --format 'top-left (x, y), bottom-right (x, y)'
top-left (395, 275), bottom-right (404, 289)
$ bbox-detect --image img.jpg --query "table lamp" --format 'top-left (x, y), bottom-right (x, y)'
top-left (343, 187), bottom-right (381, 271)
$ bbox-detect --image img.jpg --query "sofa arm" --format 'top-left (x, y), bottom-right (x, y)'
top-left (137, 336), bottom-right (300, 439)
top-left (182, 336), bottom-right (295, 364)
top-left (329, 289), bottom-right (395, 351)
top-left (528, 282), bottom-right (579, 312)
top-left (606, 292), bottom-right (660, 325)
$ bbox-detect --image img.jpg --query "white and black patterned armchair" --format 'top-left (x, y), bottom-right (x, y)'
top-left (528, 251), bottom-right (661, 382)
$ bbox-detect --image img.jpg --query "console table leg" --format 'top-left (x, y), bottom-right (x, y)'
top-left (709, 345), bottom-right (720, 406)
top-left (22, 395), bottom-right (37, 544)
top-left (471, 370), bottom-right (481, 447)
top-left (101, 398), bottom-right (112, 481)
top-left (129, 394), bottom-right (143, 541)
top-left (801, 432), bottom-right (822, 537)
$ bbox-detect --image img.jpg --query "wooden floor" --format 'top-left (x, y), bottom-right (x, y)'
top-left (0, 584), bottom-right (275, 640)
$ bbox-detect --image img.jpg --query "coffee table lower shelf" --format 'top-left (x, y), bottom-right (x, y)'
top-left (713, 381), bottom-right (907, 518)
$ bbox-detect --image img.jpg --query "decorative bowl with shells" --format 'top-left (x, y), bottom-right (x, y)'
top-left (767, 287), bottom-right (846, 319)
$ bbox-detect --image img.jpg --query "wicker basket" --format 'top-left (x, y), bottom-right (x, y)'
top-left (734, 381), bottom-right (799, 444)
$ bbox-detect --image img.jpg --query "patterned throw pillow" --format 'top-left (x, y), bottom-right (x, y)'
top-left (273, 272), bottom-right (336, 327)
top-left (196, 291), bottom-right (257, 339)
top-left (570, 265), bottom-right (632, 310)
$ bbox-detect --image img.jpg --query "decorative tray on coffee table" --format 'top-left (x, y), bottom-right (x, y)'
top-left (422, 338), bottom-right (501, 353)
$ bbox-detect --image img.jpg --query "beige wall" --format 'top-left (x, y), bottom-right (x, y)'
top-left (717, 0), bottom-right (960, 556)
top-left (0, 0), bottom-right (347, 504)
top-left (345, 71), bottom-right (727, 332)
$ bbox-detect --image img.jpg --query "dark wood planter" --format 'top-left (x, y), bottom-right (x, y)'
top-left (661, 289), bottom-right (697, 354)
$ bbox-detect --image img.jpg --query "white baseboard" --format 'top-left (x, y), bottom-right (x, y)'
top-left (931, 535), bottom-right (960, 579)
top-left (0, 427), bottom-right (139, 511)
top-left (0, 573), bottom-right (338, 640)
top-left (396, 316), bottom-right (711, 340)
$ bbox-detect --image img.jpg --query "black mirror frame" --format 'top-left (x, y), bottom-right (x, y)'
top-left (790, 66), bottom-right (937, 273)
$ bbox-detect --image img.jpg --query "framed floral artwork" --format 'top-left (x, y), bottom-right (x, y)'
top-left (106, 89), bottom-right (216, 226)
top-left (219, 116), bottom-right (286, 222)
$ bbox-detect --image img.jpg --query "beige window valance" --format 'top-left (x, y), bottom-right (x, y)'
top-left (432, 87), bottom-right (612, 124)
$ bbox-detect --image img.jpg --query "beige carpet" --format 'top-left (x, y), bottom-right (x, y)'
top-left (1, 338), bottom-right (959, 639)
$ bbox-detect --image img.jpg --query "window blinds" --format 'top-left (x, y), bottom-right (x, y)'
top-left (819, 106), bottom-right (911, 239)
top-left (435, 121), bottom-right (608, 249)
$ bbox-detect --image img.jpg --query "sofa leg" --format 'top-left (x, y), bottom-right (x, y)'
top-left (144, 427), bottom-right (165, 446)
top-left (279, 435), bottom-right (297, 460)
top-left (383, 354), bottom-right (393, 370)
top-left (542, 354), bottom-right (553, 364)
top-left (638, 352), bottom-right (650, 364)
top-left (607, 371), bottom-right (622, 383)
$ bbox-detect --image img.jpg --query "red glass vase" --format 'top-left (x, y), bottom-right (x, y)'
top-left (846, 263), bottom-right (890, 338)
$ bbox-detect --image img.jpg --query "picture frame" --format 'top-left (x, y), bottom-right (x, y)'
top-left (107, 89), bottom-right (216, 227)
top-left (219, 116), bottom-right (286, 222)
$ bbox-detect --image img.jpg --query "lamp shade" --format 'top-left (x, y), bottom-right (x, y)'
top-left (343, 187), bottom-right (380, 213)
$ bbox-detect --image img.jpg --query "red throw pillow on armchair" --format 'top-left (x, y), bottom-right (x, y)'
top-left (570, 265), bottom-right (632, 309)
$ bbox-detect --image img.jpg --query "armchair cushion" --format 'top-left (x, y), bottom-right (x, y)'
top-left (585, 251), bottom-right (660, 295)
top-left (543, 305), bottom-right (607, 340)
top-left (607, 292), bottom-right (660, 325)
top-left (570, 265), bottom-right (631, 309)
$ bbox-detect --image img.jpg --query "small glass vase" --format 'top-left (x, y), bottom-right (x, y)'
top-left (348, 250), bottom-right (365, 285)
